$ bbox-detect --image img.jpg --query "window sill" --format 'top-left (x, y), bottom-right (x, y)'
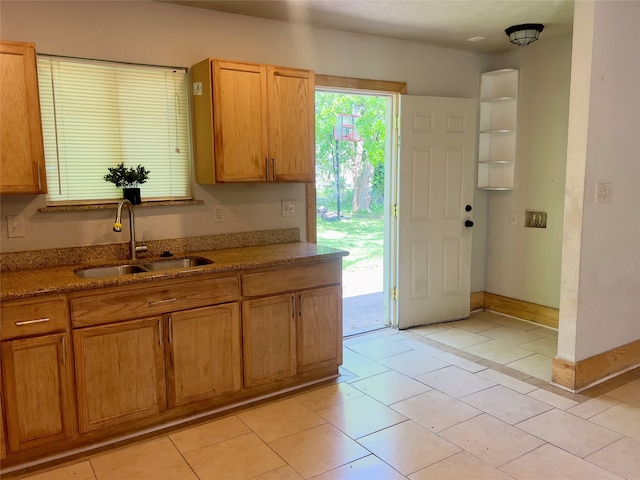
top-left (38, 199), bottom-right (204, 213)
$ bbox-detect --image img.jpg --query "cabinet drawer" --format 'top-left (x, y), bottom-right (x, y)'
top-left (70, 276), bottom-right (238, 327)
top-left (242, 261), bottom-right (341, 297)
top-left (0, 296), bottom-right (68, 340)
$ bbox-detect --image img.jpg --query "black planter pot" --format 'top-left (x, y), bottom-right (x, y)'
top-left (123, 187), bottom-right (141, 205)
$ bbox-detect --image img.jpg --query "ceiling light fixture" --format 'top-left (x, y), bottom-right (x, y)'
top-left (505, 23), bottom-right (544, 46)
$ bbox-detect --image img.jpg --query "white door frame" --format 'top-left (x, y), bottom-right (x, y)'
top-left (308, 75), bottom-right (407, 331)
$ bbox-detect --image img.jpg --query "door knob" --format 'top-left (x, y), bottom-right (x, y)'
top-left (464, 220), bottom-right (474, 228)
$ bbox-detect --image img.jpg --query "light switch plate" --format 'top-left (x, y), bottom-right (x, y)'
top-left (595, 182), bottom-right (613, 203)
top-left (7, 215), bottom-right (25, 238)
top-left (213, 205), bottom-right (225, 223)
top-left (281, 200), bottom-right (295, 217)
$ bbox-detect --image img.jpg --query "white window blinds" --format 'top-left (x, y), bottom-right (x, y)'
top-left (37, 56), bottom-right (191, 204)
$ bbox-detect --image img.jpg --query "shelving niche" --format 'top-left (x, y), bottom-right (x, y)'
top-left (477, 68), bottom-right (519, 190)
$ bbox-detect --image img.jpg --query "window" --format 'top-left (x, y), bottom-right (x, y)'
top-left (37, 56), bottom-right (191, 205)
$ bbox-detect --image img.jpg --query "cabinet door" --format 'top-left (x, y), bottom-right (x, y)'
top-left (0, 41), bottom-right (47, 194)
top-left (166, 304), bottom-right (241, 408)
top-left (242, 294), bottom-right (296, 388)
top-left (0, 388), bottom-right (5, 460)
top-left (1, 333), bottom-right (76, 451)
top-left (297, 286), bottom-right (342, 372)
top-left (73, 317), bottom-right (166, 433)
top-left (267, 66), bottom-right (315, 182)
top-left (213, 60), bottom-right (269, 182)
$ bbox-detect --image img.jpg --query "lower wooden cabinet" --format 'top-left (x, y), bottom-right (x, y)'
top-left (0, 260), bottom-right (343, 469)
top-left (1, 332), bottom-right (77, 451)
top-left (242, 294), bottom-right (297, 388)
top-left (73, 317), bottom-right (166, 433)
top-left (242, 276), bottom-right (343, 387)
top-left (297, 286), bottom-right (342, 372)
top-left (0, 390), bottom-right (6, 460)
top-left (166, 304), bottom-right (241, 407)
top-left (73, 303), bottom-right (243, 433)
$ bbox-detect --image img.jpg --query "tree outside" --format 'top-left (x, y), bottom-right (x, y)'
top-left (315, 91), bottom-right (387, 276)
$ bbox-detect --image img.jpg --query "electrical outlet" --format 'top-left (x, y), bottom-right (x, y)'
top-left (213, 205), bottom-right (225, 223)
top-left (595, 182), bottom-right (613, 204)
top-left (7, 215), bottom-right (25, 238)
top-left (525, 210), bottom-right (548, 228)
top-left (281, 200), bottom-right (295, 217)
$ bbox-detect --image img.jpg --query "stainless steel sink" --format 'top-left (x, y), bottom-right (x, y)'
top-left (75, 257), bottom-right (214, 278)
top-left (142, 257), bottom-right (213, 271)
top-left (75, 264), bottom-right (148, 278)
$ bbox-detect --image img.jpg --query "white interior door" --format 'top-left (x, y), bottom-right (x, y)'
top-left (397, 95), bottom-right (477, 329)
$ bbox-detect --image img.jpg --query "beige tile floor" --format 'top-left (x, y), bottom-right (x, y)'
top-left (5, 311), bottom-right (640, 480)
top-left (413, 310), bottom-right (558, 382)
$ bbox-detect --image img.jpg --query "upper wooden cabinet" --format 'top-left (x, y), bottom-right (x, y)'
top-left (0, 41), bottom-right (47, 194)
top-left (191, 59), bottom-right (315, 183)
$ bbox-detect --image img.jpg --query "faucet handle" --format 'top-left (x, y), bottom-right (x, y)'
top-left (135, 241), bottom-right (148, 255)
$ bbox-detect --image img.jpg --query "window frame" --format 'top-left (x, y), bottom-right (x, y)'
top-left (37, 54), bottom-right (193, 206)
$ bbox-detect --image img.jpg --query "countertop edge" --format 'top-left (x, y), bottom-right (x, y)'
top-left (1, 243), bottom-right (349, 302)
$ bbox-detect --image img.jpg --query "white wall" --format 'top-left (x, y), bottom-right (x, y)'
top-left (558, 0), bottom-right (640, 362)
top-left (483, 35), bottom-right (573, 309)
top-left (0, 1), bottom-right (488, 297)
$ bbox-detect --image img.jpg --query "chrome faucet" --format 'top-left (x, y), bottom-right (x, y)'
top-left (113, 199), bottom-right (148, 260)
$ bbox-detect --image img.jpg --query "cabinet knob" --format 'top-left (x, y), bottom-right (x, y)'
top-left (465, 204), bottom-right (472, 212)
top-left (464, 220), bottom-right (474, 228)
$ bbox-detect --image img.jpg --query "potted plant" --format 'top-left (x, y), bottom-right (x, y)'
top-left (104, 163), bottom-right (150, 205)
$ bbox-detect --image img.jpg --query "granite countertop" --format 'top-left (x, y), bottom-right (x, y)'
top-left (1, 242), bottom-right (348, 302)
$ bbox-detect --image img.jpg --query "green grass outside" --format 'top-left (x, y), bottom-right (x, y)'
top-left (316, 211), bottom-right (384, 271)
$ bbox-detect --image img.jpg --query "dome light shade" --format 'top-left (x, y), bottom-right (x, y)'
top-left (505, 24), bottom-right (544, 46)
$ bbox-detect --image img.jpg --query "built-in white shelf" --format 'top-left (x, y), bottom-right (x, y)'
top-left (477, 68), bottom-right (519, 190)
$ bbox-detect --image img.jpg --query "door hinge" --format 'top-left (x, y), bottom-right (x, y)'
top-left (391, 287), bottom-right (398, 301)
top-left (391, 204), bottom-right (399, 217)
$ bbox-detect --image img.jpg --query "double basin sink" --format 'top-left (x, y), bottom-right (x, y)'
top-left (75, 257), bottom-right (213, 279)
